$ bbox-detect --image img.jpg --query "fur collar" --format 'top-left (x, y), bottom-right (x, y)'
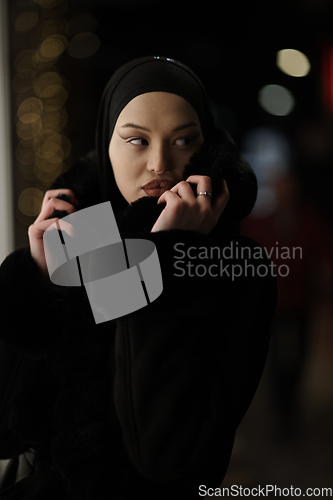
top-left (48, 126), bottom-right (257, 237)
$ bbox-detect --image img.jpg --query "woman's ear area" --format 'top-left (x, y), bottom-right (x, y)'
top-left (179, 125), bottom-right (258, 218)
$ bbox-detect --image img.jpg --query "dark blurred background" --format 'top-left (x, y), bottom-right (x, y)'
top-left (1, 0), bottom-right (333, 495)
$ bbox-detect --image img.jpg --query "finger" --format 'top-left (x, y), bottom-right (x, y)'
top-left (28, 217), bottom-right (61, 240)
top-left (29, 217), bottom-right (76, 241)
top-left (157, 188), bottom-right (182, 206)
top-left (42, 189), bottom-right (77, 209)
top-left (169, 180), bottom-right (196, 200)
top-left (55, 218), bottom-right (76, 238)
top-left (35, 197), bottom-right (76, 224)
top-left (185, 175), bottom-right (213, 204)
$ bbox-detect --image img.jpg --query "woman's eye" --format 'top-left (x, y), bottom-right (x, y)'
top-left (174, 137), bottom-right (193, 146)
top-left (128, 138), bottom-right (148, 146)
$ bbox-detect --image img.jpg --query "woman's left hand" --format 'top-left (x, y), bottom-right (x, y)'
top-left (151, 175), bottom-right (229, 234)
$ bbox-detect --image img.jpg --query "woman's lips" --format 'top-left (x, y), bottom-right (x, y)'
top-left (142, 179), bottom-right (175, 197)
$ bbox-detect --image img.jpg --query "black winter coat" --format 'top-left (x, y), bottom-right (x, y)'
top-left (0, 139), bottom-right (277, 499)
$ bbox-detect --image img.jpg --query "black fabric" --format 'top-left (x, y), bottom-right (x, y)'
top-left (0, 56), bottom-right (275, 499)
top-left (0, 153), bottom-right (276, 498)
top-left (96, 55), bottom-right (214, 208)
top-left (106, 56), bottom-right (214, 141)
top-left (0, 342), bottom-right (42, 459)
top-left (0, 232), bottom-right (276, 500)
top-left (95, 56), bottom-right (257, 220)
top-left (0, 469), bottom-right (69, 499)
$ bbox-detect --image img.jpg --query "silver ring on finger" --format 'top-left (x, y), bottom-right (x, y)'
top-left (197, 191), bottom-right (212, 198)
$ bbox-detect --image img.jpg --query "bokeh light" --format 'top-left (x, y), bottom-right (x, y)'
top-left (41, 107), bottom-right (68, 131)
top-left (39, 34), bottom-right (68, 59)
top-left (15, 143), bottom-right (36, 165)
top-left (33, 0), bottom-right (64, 8)
top-left (67, 32), bottom-right (100, 59)
top-left (42, 89), bottom-right (68, 111)
top-left (241, 127), bottom-right (291, 217)
top-left (39, 3), bottom-right (68, 21)
top-left (242, 127), bottom-right (291, 183)
top-left (16, 117), bottom-right (43, 141)
top-left (34, 71), bottom-right (63, 97)
top-left (14, 49), bottom-right (36, 73)
top-left (277, 48), bottom-right (311, 77)
top-left (69, 14), bottom-right (98, 36)
top-left (12, 72), bottom-right (35, 94)
top-left (15, 11), bottom-right (39, 32)
top-left (13, 0), bottom-right (72, 230)
top-left (18, 187), bottom-right (44, 216)
top-left (33, 132), bottom-right (71, 162)
top-left (35, 19), bottom-right (67, 42)
top-left (34, 163), bottom-right (64, 183)
top-left (17, 97), bottom-right (43, 124)
top-left (18, 163), bottom-right (38, 181)
top-left (258, 84), bottom-right (295, 116)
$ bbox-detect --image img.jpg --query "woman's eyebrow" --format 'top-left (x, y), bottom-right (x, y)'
top-left (120, 123), bottom-right (151, 132)
top-left (120, 122), bottom-right (199, 133)
top-left (172, 122), bottom-right (199, 132)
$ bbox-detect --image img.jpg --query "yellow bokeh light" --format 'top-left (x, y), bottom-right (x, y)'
top-left (277, 49), bottom-right (311, 77)
top-left (18, 163), bottom-right (37, 181)
top-left (19, 112), bottom-right (41, 125)
top-left (34, 71), bottom-right (62, 97)
top-left (39, 35), bottom-right (68, 59)
top-left (15, 143), bottom-right (35, 165)
top-left (18, 187), bottom-right (44, 217)
top-left (33, 132), bottom-right (71, 162)
top-left (34, 71), bottom-right (62, 88)
top-left (42, 88), bottom-right (68, 111)
top-left (35, 144), bottom-right (63, 163)
top-left (34, 0), bottom-right (64, 8)
top-left (12, 73), bottom-right (36, 94)
top-left (14, 49), bottom-right (36, 73)
top-left (34, 46), bottom-right (54, 64)
top-left (34, 162), bottom-right (64, 184)
top-left (17, 97), bottom-right (43, 124)
top-left (15, 11), bottom-right (39, 32)
top-left (35, 155), bottom-right (63, 171)
top-left (67, 32), bottom-right (100, 59)
top-left (17, 117), bottom-right (43, 141)
top-left (41, 108), bottom-right (68, 131)
top-left (35, 19), bottom-right (67, 42)
top-left (15, 0), bottom-right (71, 220)
top-left (41, 84), bottom-right (63, 98)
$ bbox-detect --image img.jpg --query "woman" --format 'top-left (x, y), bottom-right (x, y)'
top-left (0, 56), bottom-right (277, 499)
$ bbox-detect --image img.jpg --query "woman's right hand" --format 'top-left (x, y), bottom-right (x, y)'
top-left (28, 189), bottom-right (78, 282)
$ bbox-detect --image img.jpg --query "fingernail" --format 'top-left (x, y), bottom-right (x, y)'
top-left (72, 196), bottom-right (79, 206)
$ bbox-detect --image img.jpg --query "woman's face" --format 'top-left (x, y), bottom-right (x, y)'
top-left (108, 92), bottom-right (204, 203)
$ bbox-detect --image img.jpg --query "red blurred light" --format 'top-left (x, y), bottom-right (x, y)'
top-left (322, 43), bottom-right (333, 113)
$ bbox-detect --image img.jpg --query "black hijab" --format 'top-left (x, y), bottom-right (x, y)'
top-left (95, 55), bottom-right (214, 213)
top-left (95, 55), bottom-right (257, 224)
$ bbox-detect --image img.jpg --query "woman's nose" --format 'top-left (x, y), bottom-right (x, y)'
top-left (147, 144), bottom-right (171, 174)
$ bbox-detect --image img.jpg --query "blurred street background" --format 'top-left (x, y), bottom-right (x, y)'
top-left (1, 0), bottom-right (332, 494)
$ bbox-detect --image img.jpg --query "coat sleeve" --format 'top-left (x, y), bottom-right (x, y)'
top-left (0, 246), bottom-right (93, 359)
top-left (113, 229), bottom-right (277, 481)
top-left (0, 153), bottom-right (100, 358)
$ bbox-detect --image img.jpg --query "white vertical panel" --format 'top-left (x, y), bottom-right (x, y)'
top-left (0, 0), bottom-right (14, 263)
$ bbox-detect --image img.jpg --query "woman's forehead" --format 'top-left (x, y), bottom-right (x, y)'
top-left (115, 92), bottom-right (201, 128)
